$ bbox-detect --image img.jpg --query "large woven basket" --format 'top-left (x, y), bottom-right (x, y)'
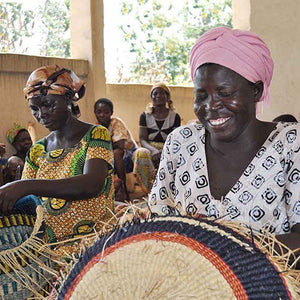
top-left (0, 196), bottom-right (60, 299)
top-left (57, 216), bottom-right (300, 300)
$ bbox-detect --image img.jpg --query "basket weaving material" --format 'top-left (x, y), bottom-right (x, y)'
top-left (0, 205), bottom-right (60, 299)
top-left (57, 216), bottom-right (300, 300)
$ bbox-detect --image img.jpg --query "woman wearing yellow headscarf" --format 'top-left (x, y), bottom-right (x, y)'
top-left (139, 83), bottom-right (181, 169)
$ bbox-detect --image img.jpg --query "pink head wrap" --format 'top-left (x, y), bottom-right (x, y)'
top-left (189, 27), bottom-right (274, 104)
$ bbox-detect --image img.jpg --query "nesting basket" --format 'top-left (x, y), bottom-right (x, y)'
top-left (0, 197), bottom-right (59, 299)
top-left (57, 216), bottom-right (300, 300)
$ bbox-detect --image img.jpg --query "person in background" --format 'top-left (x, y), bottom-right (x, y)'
top-left (7, 123), bottom-right (32, 163)
top-left (0, 64), bottom-right (114, 256)
top-left (149, 27), bottom-right (300, 261)
top-left (139, 83), bottom-right (181, 168)
top-left (1, 155), bottom-right (24, 185)
top-left (94, 98), bottom-right (155, 201)
top-left (272, 114), bottom-right (298, 123)
top-left (0, 143), bottom-right (6, 159)
top-left (0, 143), bottom-right (7, 186)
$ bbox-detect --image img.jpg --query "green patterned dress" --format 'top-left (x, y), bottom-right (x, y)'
top-left (22, 125), bottom-right (115, 255)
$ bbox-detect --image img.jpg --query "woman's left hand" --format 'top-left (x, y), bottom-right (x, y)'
top-left (0, 181), bottom-right (24, 215)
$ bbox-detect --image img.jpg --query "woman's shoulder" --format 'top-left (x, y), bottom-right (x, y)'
top-left (273, 122), bottom-right (300, 139)
top-left (27, 139), bottom-right (46, 165)
top-left (167, 123), bottom-right (205, 143)
top-left (111, 116), bottom-right (127, 127)
top-left (85, 124), bottom-right (111, 142)
top-left (269, 122), bottom-right (300, 151)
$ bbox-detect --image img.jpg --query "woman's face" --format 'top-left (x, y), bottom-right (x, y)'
top-left (94, 103), bottom-right (112, 128)
top-left (151, 87), bottom-right (169, 107)
top-left (193, 64), bottom-right (258, 142)
top-left (13, 130), bottom-right (32, 154)
top-left (28, 94), bottom-right (71, 131)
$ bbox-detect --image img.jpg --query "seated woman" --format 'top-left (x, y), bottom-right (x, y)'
top-left (0, 64), bottom-right (114, 256)
top-left (7, 123), bottom-right (33, 163)
top-left (149, 27), bottom-right (300, 258)
top-left (94, 98), bottom-right (155, 200)
top-left (139, 83), bottom-right (181, 168)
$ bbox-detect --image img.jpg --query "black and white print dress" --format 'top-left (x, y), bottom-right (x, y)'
top-left (139, 110), bottom-right (181, 143)
top-left (149, 122), bottom-right (300, 234)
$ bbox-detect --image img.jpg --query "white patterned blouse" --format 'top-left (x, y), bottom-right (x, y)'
top-left (149, 122), bottom-right (300, 234)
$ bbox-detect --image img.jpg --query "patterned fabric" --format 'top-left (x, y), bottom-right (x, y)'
top-left (139, 110), bottom-right (181, 143)
top-left (132, 148), bottom-right (155, 193)
top-left (108, 117), bottom-right (137, 151)
top-left (23, 65), bottom-right (85, 101)
top-left (6, 123), bottom-right (28, 144)
top-left (108, 117), bottom-right (137, 173)
top-left (23, 64), bottom-right (85, 118)
top-left (149, 122), bottom-right (300, 235)
top-left (22, 125), bottom-right (114, 254)
top-left (105, 117), bottom-right (154, 193)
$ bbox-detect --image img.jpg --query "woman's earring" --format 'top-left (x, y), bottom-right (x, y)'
top-left (67, 104), bottom-right (72, 112)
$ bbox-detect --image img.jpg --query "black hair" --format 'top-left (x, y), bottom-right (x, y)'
top-left (94, 98), bottom-right (113, 113)
top-left (272, 114), bottom-right (298, 123)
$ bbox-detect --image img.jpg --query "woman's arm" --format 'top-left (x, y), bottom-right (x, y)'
top-left (0, 157), bottom-right (108, 214)
top-left (138, 112), bottom-right (158, 154)
top-left (139, 127), bottom-right (160, 155)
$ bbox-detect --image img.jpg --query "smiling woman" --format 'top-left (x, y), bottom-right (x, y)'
top-left (148, 27), bottom-right (300, 265)
top-left (0, 64), bottom-right (115, 256)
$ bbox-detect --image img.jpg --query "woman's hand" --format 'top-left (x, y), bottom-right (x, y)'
top-left (0, 181), bottom-right (25, 215)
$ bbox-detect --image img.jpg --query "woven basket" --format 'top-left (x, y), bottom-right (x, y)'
top-left (0, 197), bottom-right (59, 299)
top-left (57, 216), bottom-right (300, 300)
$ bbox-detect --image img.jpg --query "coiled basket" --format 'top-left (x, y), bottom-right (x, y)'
top-left (57, 216), bottom-right (300, 300)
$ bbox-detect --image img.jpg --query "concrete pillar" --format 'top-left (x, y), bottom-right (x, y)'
top-left (232, 0), bottom-right (300, 121)
top-left (232, 0), bottom-right (251, 30)
top-left (70, 0), bottom-right (106, 123)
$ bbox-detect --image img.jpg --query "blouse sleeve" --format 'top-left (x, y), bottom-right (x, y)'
top-left (22, 143), bottom-right (44, 179)
top-left (86, 126), bottom-right (114, 170)
top-left (284, 145), bottom-right (300, 230)
top-left (148, 131), bottom-right (179, 216)
top-left (139, 112), bottom-right (147, 128)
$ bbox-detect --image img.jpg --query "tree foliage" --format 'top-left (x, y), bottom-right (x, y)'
top-left (117, 0), bottom-right (232, 85)
top-left (38, 0), bottom-right (70, 57)
top-left (0, 0), bottom-right (70, 57)
top-left (0, 2), bottom-right (34, 53)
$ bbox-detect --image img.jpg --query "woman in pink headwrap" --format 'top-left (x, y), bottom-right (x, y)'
top-left (0, 65), bottom-right (114, 256)
top-left (149, 27), bottom-right (300, 259)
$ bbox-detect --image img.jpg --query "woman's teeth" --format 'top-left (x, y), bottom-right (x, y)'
top-left (209, 117), bottom-right (230, 126)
